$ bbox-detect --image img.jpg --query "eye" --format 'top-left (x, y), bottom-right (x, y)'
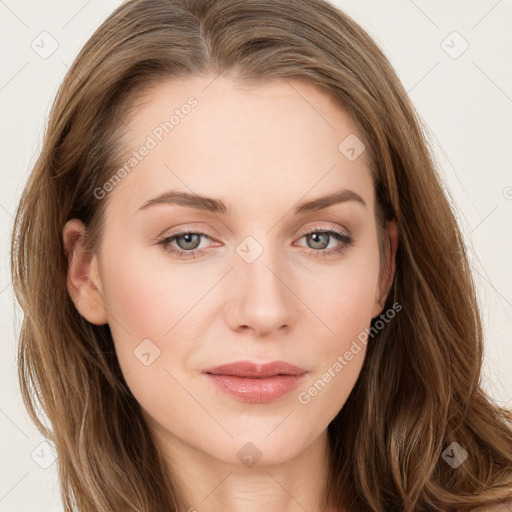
top-left (295, 227), bottom-right (354, 258)
top-left (157, 225), bottom-right (354, 259)
top-left (157, 230), bottom-right (213, 259)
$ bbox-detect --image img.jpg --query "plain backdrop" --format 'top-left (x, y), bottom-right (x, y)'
top-left (1, 1), bottom-right (511, 510)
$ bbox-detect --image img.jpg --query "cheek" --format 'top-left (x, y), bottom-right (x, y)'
top-left (100, 240), bottom-right (208, 336)
top-left (295, 284), bottom-right (375, 425)
top-left (299, 243), bottom-right (380, 413)
top-left (307, 244), bottom-right (381, 342)
top-left (100, 252), bottom-right (205, 416)
top-left (98, 241), bottom-right (196, 377)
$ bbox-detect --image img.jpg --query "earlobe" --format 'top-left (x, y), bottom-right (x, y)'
top-left (63, 219), bottom-right (108, 325)
top-left (372, 220), bottom-right (399, 317)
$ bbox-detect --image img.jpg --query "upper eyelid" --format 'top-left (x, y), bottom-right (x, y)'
top-left (164, 227), bottom-right (347, 241)
top-left (300, 224), bottom-right (349, 235)
top-left (163, 225), bottom-right (350, 246)
top-left (164, 221), bottom-right (350, 237)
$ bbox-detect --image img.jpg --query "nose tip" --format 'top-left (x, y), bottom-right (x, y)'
top-left (226, 255), bottom-right (297, 337)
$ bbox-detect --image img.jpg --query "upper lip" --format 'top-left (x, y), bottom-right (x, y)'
top-left (203, 360), bottom-right (308, 378)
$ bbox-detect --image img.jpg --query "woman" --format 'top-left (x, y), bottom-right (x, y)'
top-left (10, 0), bottom-right (512, 510)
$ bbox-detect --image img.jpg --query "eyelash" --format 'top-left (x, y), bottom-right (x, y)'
top-left (157, 225), bottom-right (354, 260)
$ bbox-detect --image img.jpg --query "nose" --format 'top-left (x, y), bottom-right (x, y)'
top-left (225, 246), bottom-right (299, 337)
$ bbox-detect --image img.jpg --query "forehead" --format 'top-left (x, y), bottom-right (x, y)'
top-left (123, 74), bottom-right (365, 143)
top-left (106, 75), bottom-right (374, 218)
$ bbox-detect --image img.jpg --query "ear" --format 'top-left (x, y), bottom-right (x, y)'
top-left (63, 219), bottom-right (108, 325)
top-left (371, 219), bottom-right (399, 318)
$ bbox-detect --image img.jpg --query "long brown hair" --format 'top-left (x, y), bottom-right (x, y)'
top-left (10, 0), bottom-right (512, 510)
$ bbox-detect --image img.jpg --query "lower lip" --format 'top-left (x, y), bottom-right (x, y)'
top-left (205, 373), bottom-right (306, 403)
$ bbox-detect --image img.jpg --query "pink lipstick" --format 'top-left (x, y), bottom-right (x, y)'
top-left (203, 360), bottom-right (307, 403)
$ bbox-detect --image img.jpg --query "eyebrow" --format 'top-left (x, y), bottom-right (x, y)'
top-left (137, 189), bottom-right (366, 215)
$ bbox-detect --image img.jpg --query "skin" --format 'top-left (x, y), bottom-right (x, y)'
top-left (63, 75), bottom-right (398, 512)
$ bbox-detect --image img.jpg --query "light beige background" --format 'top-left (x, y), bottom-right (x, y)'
top-left (0, 1), bottom-right (511, 510)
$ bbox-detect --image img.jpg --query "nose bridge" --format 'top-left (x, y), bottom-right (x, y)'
top-left (227, 234), bottom-right (297, 335)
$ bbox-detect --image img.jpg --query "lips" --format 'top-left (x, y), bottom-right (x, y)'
top-left (204, 360), bottom-right (307, 378)
top-left (203, 360), bottom-right (308, 403)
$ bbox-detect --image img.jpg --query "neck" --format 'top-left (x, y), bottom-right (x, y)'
top-left (153, 427), bottom-right (336, 512)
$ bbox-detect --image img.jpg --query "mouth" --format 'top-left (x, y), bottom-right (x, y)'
top-left (203, 360), bottom-right (308, 403)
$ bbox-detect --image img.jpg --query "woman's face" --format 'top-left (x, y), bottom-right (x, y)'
top-left (67, 75), bottom-right (396, 467)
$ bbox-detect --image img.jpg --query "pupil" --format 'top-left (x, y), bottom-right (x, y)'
top-left (309, 233), bottom-right (328, 249)
top-left (179, 234), bottom-right (199, 250)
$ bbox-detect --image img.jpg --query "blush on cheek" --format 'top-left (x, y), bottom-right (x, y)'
top-left (324, 277), bottom-right (379, 339)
